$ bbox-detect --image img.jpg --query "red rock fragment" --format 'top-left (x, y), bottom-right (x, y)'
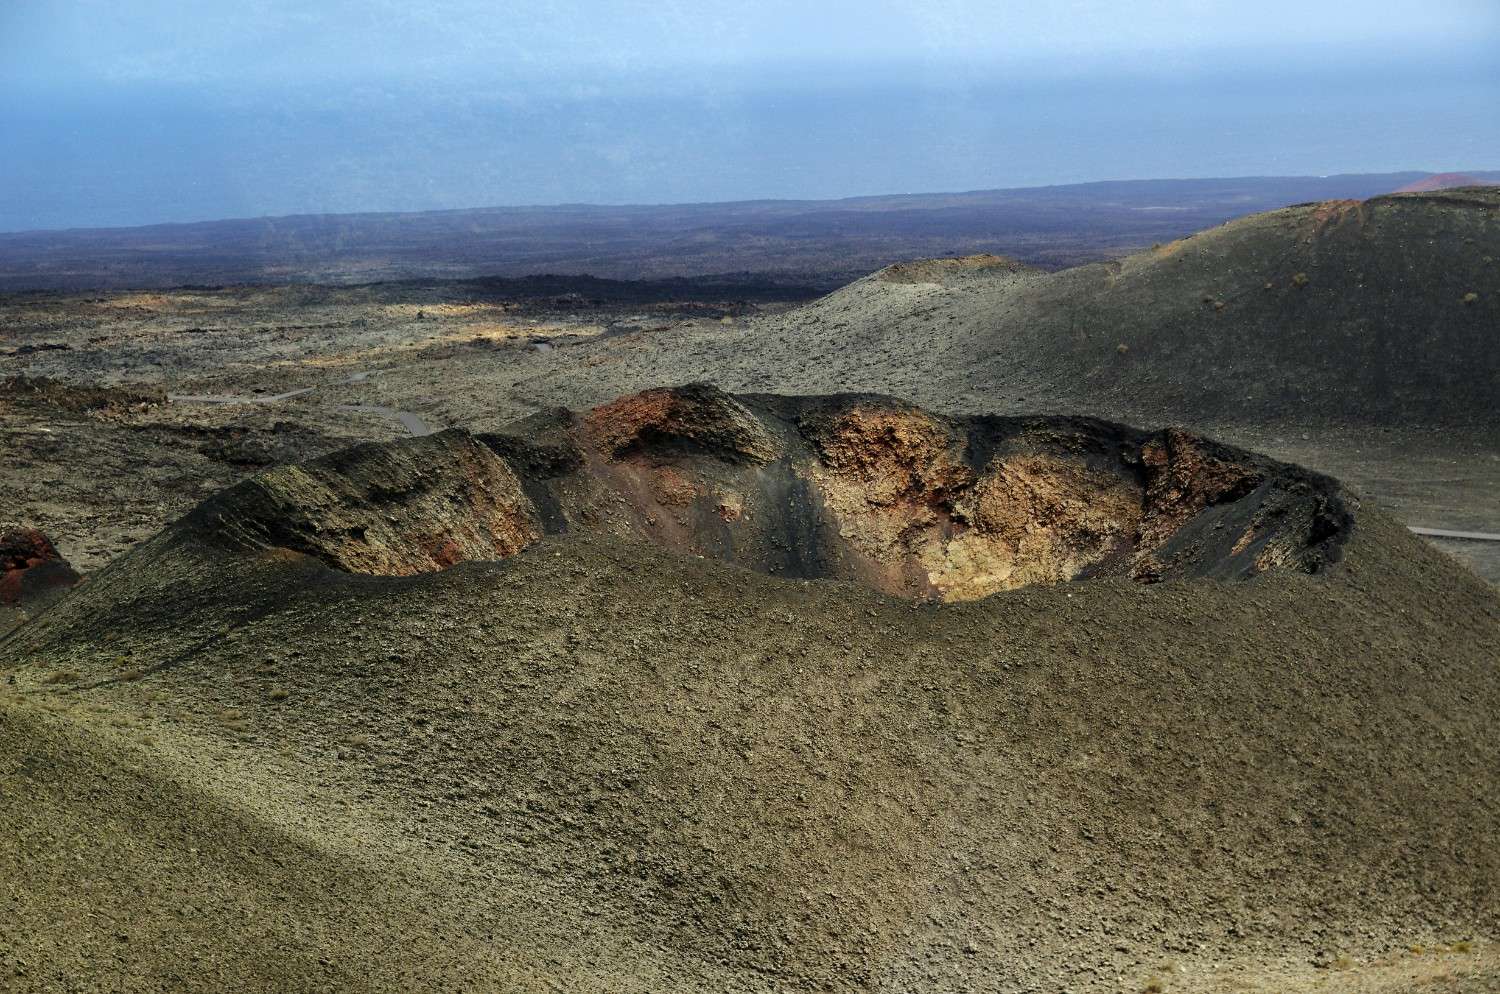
top-left (0, 528), bottom-right (82, 606)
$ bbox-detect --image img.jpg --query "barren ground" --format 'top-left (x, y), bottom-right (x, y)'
top-left (2, 254), bottom-right (1498, 993)
top-left (3, 280), bottom-right (1496, 585)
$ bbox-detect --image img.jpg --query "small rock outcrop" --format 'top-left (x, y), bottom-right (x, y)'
top-left (0, 528), bottom-right (82, 607)
top-left (583, 384), bottom-right (779, 464)
top-left (189, 431), bottom-right (541, 575)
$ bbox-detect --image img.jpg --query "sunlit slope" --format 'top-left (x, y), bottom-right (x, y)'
top-left (994, 188), bottom-right (1500, 424)
top-left (683, 189), bottom-right (1500, 428)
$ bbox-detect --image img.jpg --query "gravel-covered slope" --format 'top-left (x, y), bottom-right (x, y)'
top-left (3, 398), bottom-right (1497, 993)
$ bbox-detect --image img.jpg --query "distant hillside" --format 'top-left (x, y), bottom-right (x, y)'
top-left (2, 171), bottom-right (1495, 292)
top-left (518, 188), bottom-right (1500, 431)
top-left (978, 186), bottom-right (1500, 427)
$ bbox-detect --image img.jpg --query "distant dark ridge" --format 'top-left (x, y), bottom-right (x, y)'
top-left (3, 171), bottom-right (1495, 292)
top-left (451, 272), bottom-right (835, 302)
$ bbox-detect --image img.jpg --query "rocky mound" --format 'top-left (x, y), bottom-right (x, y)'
top-left (0, 374), bottom-right (163, 414)
top-left (0, 528), bottom-right (80, 607)
top-left (192, 430), bottom-right (540, 575)
top-left (2, 388), bottom-right (1496, 993)
top-left (0, 527), bottom-right (81, 632)
top-left (190, 386), bottom-right (1350, 601)
top-left (1007, 188), bottom-right (1500, 427)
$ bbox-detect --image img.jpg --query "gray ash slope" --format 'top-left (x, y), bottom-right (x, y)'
top-left (511, 189), bottom-right (1500, 433)
top-left (3, 391), bottom-right (1498, 993)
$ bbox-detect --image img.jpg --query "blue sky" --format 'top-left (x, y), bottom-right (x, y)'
top-left (2, 1), bottom-right (1497, 230)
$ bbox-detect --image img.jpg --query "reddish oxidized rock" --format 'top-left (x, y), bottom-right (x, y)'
top-left (171, 387), bottom-right (1353, 600)
top-left (0, 528), bottom-right (82, 606)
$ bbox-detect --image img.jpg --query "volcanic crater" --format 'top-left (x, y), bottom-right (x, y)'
top-left (5, 386), bottom-right (1497, 994)
top-left (188, 385), bottom-right (1351, 600)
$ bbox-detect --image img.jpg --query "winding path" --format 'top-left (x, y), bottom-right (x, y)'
top-left (1408, 526), bottom-right (1500, 543)
top-left (336, 404), bottom-right (437, 437)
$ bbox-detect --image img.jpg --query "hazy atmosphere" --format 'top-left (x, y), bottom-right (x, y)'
top-left (3, 0), bottom-right (1497, 230)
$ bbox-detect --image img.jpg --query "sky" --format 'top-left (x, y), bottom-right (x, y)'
top-left (2, 0), bottom-right (1497, 231)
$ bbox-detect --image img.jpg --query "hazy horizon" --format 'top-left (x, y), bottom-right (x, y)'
top-left (6, 168), bottom-right (1497, 237)
top-left (3, 0), bottom-right (1497, 232)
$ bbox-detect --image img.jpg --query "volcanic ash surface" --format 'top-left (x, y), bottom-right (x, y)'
top-left (4, 386), bottom-right (1498, 994)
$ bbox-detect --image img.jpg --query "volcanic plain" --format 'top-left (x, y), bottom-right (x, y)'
top-left (2, 187), bottom-right (1499, 993)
